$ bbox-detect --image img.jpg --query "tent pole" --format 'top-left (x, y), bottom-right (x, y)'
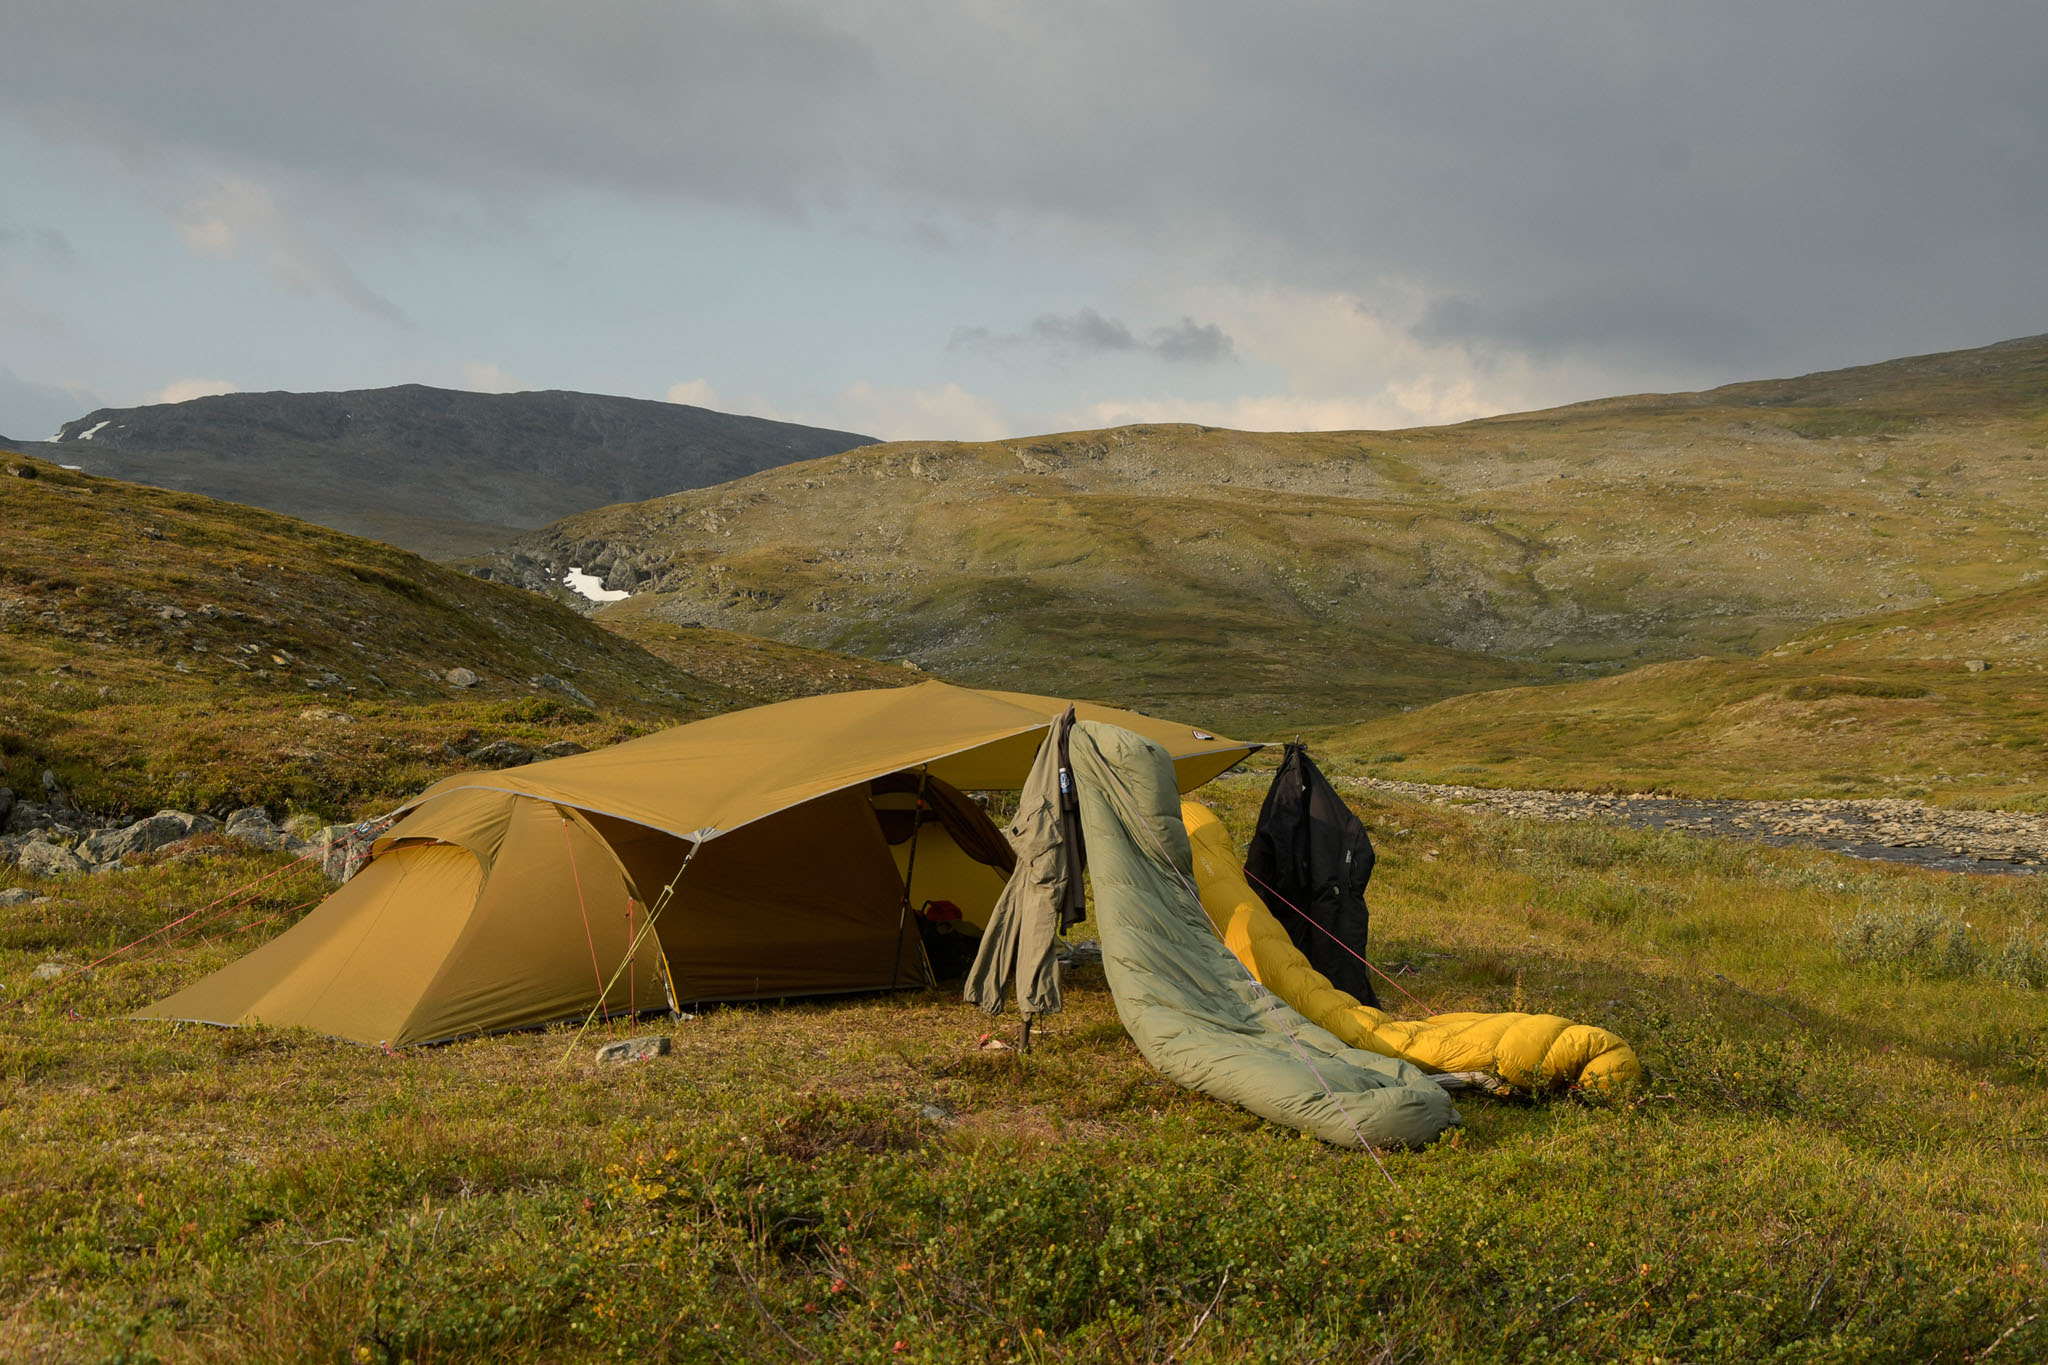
top-left (559, 839), bottom-right (701, 1067)
top-left (890, 767), bottom-right (931, 990)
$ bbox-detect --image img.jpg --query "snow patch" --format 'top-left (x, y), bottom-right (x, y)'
top-left (76, 420), bottom-right (110, 441)
top-left (563, 567), bottom-right (629, 603)
top-left (59, 464), bottom-right (83, 471)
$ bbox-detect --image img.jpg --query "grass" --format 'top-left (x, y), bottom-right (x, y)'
top-left (1327, 581), bottom-right (2048, 807)
top-left (5, 781), bottom-right (2046, 1360)
top-left (0, 456), bottom-right (945, 819)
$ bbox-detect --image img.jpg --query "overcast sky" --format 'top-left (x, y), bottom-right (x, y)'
top-left (3, 2), bottom-right (2043, 442)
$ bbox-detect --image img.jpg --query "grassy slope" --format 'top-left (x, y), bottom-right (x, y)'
top-left (504, 333), bottom-right (2048, 734)
top-left (0, 455), bottom-right (915, 819)
top-left (1328, 581), bottom-right (2048, 808)
top-left (5, 782), bottom-right (2045, 1360)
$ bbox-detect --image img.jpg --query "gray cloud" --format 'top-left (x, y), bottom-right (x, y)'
top-left (0, 369), bottom-right (98, 442)
top-left (0, 223), bottom-right (74, 259)
top-left (4, 2), bottom-right (2046, 379)
top-left (952, 309), bottom-right (1236, 365)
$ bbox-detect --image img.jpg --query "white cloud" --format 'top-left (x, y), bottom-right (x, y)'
top-left (814, 380), bottom-right (1012, 443)
top-left (664, 378), bottom-right (723, 408)
top-left (175, 175), bottom-right (404, 324)
top-left (141, 378), bottom-right (238, 405)
top-left (461, 361), bottom-right (526, 393)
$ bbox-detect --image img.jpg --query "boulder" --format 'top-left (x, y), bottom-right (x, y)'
top-left (445, 667), bottom-right (480, 688)
top-left (540, 740), bottom-right (589, 759)
top-left (80, 811), bottom-right (213, 864)
top-left (0, 887), bottom-right (42, 906)
top-left (315, 824), bottom-right (376, 883)
top-left (224, 807), bottom-right (287, 852)
top-left (465, 740), bottom-right (535, 769)
top-left (18, 839), bottom-right (91, 878)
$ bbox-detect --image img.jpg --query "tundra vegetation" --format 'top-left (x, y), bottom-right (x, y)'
top-left (4, 784), bottom-right (2045, 1361)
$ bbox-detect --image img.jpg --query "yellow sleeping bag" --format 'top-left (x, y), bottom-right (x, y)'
top-left (1183, 801), bottom-right (1641, 1093)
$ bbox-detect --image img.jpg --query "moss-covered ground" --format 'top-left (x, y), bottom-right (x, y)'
top-left (6, 780), bottom-right (2044, 1362)
top-left (1331, 582), bottom-right (2048, 809)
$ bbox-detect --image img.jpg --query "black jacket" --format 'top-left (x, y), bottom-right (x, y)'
top-left (1243, 744), bottom-right (1380, 1007)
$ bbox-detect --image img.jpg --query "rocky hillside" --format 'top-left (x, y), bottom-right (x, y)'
top-left (19, 385), bottom-right (876, 558)
top-left (0, 452), bottom-right (910, 823)
top-left (483, 333), bottom-right (2048, 734)
top-left (1327, 582), bottom-right (2048, 808)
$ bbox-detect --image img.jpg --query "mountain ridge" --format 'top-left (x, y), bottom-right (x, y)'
top-left (19, 384), bottom-right (879, 559)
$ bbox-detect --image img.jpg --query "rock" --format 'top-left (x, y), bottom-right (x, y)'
top-left (224, 807), bottom-right (287, 852)
top-left (32, 961), bottom-right (76, 981)
top-left (299, 707), bottom-right (354, 723)
top-left (80, 811), bottom-right (212, 864)
top-left (1965, 659), bottom-right (1990, 673)
top-left (540, 740), bottom-right (589, 759)
top-left (538, 674), bottom-right (596, 708)
top-left (465, 740), bottom-right (535, 769)
top-left (18, 839), bottom-right (91, 878)
top-left (916, 1102), bottom-right (957, 1124)
top-left (0, 887), bottom-right (42, 906)
top-left (595, 1035), bottom-right (671, 1064)
top-left (4, 801), bottom-right (57, 835)
top-left (311, 824), bottom-right (376, 883)
top-left (445, 667), bottom-right (480, 688)
top-left (0, 787), bottom-right (11, 825)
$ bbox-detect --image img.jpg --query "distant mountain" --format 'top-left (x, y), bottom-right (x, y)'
top-left (22, 385), bottom-right (877, 558)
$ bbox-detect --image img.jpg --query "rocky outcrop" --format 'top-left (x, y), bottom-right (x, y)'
top-left (0, 796), bottom-right (378, 883)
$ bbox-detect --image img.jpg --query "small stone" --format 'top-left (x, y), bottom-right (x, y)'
top-left (0, 887), bottom-right (39, 906)
top-left (916, 1103), bottom-right (956, 1124)
top-left (595, 1035), bottom-right (671, 1064)
top-left (299, 707), bottom-right (354, 723)
top-left (445, 667), bottom-right (480, 688)
top-left (33, 961), bottom-right (75, 981)
top-left (1964, 659), bottom-right (1990, 673)
top-left (539, 740), bottom-right (588, 759)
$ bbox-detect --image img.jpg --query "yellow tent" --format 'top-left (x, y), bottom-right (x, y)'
top-left (136, 682), bottom-right (1257, 1046)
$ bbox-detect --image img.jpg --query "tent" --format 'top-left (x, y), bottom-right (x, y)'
top-left (136, 683), bottom-right (1258, 1047)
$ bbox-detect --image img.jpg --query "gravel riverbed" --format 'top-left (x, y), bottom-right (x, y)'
top-left (1349, 777), bottom-right (2045, 875)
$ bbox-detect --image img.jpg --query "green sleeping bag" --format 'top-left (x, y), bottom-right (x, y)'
top-left (1068, 721), bottom-right (1461, 1149)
